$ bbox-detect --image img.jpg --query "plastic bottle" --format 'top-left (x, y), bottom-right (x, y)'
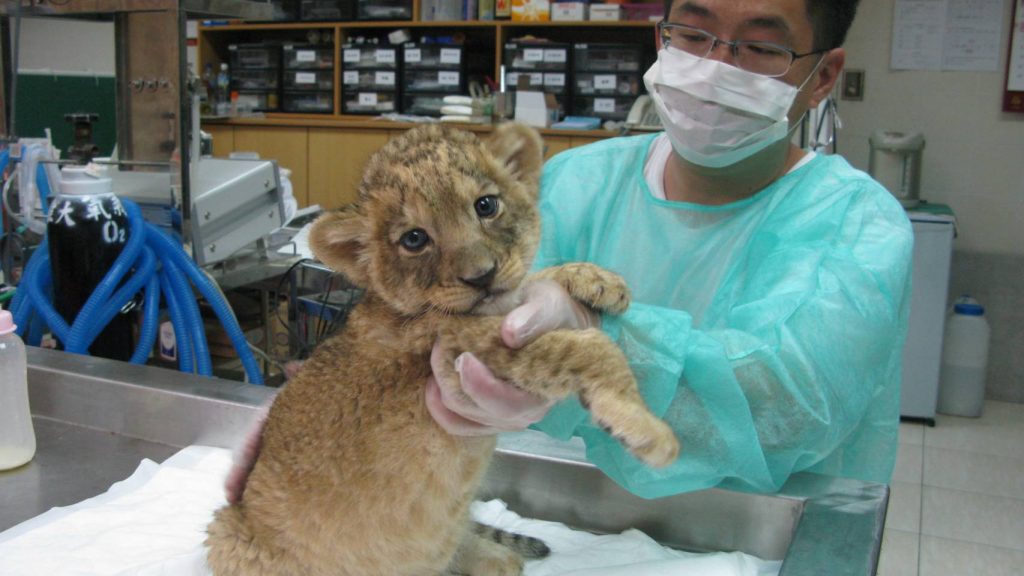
top-left (937, 295), bottom-right (991, 418)
top-left (216, 63), bottom-right (231, 116)
top-left (0, 309), bottom-right (36, 470)
top-left (47, 165), bottom-right (134, 361)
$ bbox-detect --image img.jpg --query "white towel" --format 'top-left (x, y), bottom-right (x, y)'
top-left (0, 446), bottom-right (780, 576)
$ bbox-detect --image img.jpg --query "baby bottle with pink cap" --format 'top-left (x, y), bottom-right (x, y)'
top-left (0, 309), bottom-right (35, 470)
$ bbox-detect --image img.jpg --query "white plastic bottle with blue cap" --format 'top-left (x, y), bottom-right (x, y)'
top-left (937, 295), bottom-right (990, 417)
top-left (0, 309), bottom-right (36, 469)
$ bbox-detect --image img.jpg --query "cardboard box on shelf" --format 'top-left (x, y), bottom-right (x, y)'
top-left (588, 3), bottom-right (621, 20)
top-left (511, 0), bottom-right (550, 21)
top-left (552, 2), bottom-right (586, 21)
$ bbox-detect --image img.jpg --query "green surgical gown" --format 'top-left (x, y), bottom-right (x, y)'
top-left (531, 133), bottom-right (914, 497)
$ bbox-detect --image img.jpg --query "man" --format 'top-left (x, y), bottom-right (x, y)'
top-left (424, 0), bottom-right (913, 497)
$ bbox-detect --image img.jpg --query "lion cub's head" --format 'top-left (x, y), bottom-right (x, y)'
top-left (309, 123), bottom-right (545, 316)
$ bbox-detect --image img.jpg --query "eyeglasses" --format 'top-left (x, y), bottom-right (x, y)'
top-left (657, 21), bottom-right (829, 78)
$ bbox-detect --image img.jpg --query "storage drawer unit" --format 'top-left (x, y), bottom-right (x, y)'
top-left (341, 90), bottom-right (397, 113)
top-left (283, 91), bottom-right (333, 113)
top-left (400, 43), bottom-right (466, 117)
top-left (573, 95), bottom-right (633, 121)
top-left (229, 43), bottom-right (282, 112)
top-left (341, 43), bottom-right (399, 115)
top-left (282, 43), bottom-right (334, 114)
top-left (357, 0), bottom-right (412, 20)
top-left (232, 68), bottom-right (280, 91)
top-left (572, 43), bottom-right (644, 120)
top-left (403, 45), bottom-right (464, 69)
top-left (283, 45), bottom-right (334, 69)
top-left (503, 41), bottom-right (570, 120)
top-left (284, 69), bottom-right (334, 91)
top-left (299, 0), bottom-right (355, 21)
top-left (342, 69), bottom-right (398, 90)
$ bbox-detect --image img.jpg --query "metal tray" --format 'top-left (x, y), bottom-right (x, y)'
top-left (3, 348), bottom-right (887, 575)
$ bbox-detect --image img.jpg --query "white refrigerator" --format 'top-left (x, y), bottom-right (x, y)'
top-left (900, 210), bottom-right (956, 425)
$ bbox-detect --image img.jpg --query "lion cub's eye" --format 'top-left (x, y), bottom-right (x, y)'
top-left (399, 228), bottom-right (431, 252)
top-left (474, 195), bottom-right (500, 218)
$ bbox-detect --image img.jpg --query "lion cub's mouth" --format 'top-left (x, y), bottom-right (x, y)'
top-left (469, 287), bottom-right (522, 315)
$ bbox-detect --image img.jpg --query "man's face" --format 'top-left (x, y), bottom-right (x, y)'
top-left (665, 0), bottom-right (834, 126)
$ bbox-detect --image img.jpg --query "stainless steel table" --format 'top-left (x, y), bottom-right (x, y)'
top-left (3, 348), bottom-right (888, 575)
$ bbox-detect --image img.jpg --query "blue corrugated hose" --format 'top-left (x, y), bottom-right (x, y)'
top-left (9, 198), bottom-right (264, 384)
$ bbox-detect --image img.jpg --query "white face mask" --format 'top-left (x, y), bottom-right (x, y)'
top-left (643, 46), bottom-right (821, 168)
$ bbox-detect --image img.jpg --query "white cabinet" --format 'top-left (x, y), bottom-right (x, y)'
top-left (900, 212), bottom-right (956, 424)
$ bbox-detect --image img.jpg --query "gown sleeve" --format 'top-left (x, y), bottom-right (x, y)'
top-left (531, 151), bottom-right (914, 497)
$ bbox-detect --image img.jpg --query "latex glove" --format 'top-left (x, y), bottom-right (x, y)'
top-left (224, 403), bottom-right (269, 505)
top-left (425, 280), bottom-right (598, 436)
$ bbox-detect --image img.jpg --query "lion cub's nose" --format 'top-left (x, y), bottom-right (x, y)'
top-left (459, 265), bottom-right (497, 289)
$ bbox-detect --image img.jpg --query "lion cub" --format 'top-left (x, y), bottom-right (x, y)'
top-left (205, 123), bottom-right (679, 576)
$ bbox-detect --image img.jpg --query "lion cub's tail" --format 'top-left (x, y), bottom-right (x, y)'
top-left (472, 521), bottom-right (551, 559)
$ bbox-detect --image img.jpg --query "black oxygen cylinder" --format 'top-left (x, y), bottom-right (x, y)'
top-left (46, 166), bottom-right (134, 361)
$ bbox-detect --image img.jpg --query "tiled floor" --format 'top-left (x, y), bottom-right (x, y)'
top-left (878, 401), bottom-right (1024, 575)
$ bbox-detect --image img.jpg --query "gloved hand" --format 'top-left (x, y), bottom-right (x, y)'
top-left (425, 280), bottom-right (599, 436)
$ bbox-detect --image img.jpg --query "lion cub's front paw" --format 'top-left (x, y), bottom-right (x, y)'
top-left (553, 263), bottom-right (630, 315)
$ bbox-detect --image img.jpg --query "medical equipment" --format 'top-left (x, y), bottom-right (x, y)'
top-left (47, 166), bottom-right (135, 361)
top-left (10, 197), bottom-right (265, 384)
top-left (868, 130), bottom-right (925, 208)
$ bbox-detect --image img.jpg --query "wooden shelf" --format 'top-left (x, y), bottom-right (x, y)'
top-left (199, 20), bottom-right (657, 32)
top-left (201, 114), bottom-right (620, 139)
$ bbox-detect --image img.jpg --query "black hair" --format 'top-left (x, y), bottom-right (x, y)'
top-left (661, 0), bottom-right (862, 50)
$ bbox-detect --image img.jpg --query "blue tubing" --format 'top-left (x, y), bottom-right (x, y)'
top-left (35, 163), bottom-right (50, 209)
top-left (70, 245), bottom-right (157, 354)
top-left (163, 256), bottom-right (212, 376)
top-left (131, 273), bottom-right (161, 365)
top-left (10, 198), bottom-right (264, 384)
top-left (159, 265), bottom-right (194, 374)
top-left (146, 223), bottom-right (262, 384)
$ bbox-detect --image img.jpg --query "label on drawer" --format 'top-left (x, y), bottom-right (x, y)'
top-left (295, 72), bottom-right (316, 85)
top-left (594, 98), bottom-right (616, 113)
top-left (440, 48), bottom-right (461, 65)
top-left (343, 70), bottom-right (359, 84)
top-left (376, 71), bottom-right (395, 85)
top-left (439, 71), bottom-right (460, 86)
top-left (594, 74), bottom-right (616, 90)
top-left (375, 49), bottom-right (395, 64)
top-left (544, 49), bottom-right (567, 63)
top-left (543, 73), bottom-right (565, 87)
top-left (405, 48), bottom-right (422, 63)
top-left (344, 49), bottom-right (360, 63)
top-left (529, 72), bottom-right (544, 86)
top-left (524, 48), bottom-right (544, 62)
top-left (296, 50), bottom-right (316, 63)
top-left (358, 92), bottom-right (378, 106)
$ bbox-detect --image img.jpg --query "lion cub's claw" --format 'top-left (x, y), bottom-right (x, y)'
top-left (559, 263), bottom-right (631, 315)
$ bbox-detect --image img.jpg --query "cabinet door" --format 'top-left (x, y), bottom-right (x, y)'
top-left (308, 128), bottom-right (390, 210)
top-left (204, 124), bottom-right (234, 158)
top-left (233, 126), bottom-right (309, 207)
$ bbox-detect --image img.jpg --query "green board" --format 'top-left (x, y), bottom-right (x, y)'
top-left (13, 73), bottom-right (117, 157)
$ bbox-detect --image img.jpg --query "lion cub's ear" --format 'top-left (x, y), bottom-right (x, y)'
top-left (308, 206), bottom-right (370, 287)
top-left (485, 122), bottom-right (544, 187)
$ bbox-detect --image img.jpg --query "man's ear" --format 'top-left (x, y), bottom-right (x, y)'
top-left (308, 206), bottom-right (370, 287)
top-left (809, 48), bottom-right (845, 109)
top-left (484, 122), bottom-right (545, 186)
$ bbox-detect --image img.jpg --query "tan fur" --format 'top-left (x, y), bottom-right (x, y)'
top-left (205, 123), bottom-right (679, 576)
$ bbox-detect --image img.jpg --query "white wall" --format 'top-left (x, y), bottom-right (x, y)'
top-left (13, 17), bottom-right (114, 75)
top-left (839, 0), bottom-right (1024, 256)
